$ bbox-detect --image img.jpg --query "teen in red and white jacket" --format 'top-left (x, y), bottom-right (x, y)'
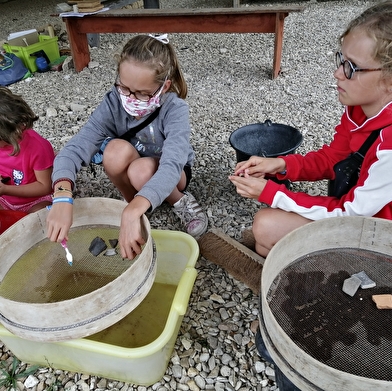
top-left (229, 2), bottom-right (392, 257)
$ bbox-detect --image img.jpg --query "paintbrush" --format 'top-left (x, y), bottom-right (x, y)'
top-left (198, 229), bottom-right (264, 294)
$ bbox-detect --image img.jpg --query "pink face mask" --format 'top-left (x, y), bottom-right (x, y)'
top-left (120, 83), bottom-right (165, 117)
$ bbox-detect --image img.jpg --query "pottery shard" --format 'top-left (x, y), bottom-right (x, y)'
top-left (352, 270), bottom-right (376, 289)
top-left (342, 276), bottom-right (361, 297)
top-left (108, 238), bottom-right (118, 248)
top-left (104, 248), bottom-right (117, 256)
top-left (89, 236), bottom-right (107, 256)
top-left (372, 294), bottom-right (392, 309)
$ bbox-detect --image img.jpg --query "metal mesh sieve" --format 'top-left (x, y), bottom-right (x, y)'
top-left (267, 248), bottom-right (392, 381)
top-left (0, 198), bottom-right (156, 342)
top-left (0, 225), bottom-right (135, 304)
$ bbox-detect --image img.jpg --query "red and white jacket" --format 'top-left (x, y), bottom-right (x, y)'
top-left (259, 102), bottom-right (392, 220)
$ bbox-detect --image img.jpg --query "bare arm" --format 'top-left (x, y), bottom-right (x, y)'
top-left (46, 179), bottom-right (73, 243)
top-left (0, 168), bottom-right (52, 197)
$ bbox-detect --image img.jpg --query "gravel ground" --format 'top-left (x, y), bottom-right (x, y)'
top-left (0, 0), bottom-right (376, 390)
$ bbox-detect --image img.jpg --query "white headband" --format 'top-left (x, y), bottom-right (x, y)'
top-left (148, 33), bottom-right (169, 44)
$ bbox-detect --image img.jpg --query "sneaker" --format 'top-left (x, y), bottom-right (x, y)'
top-left (173, 192), bottom-right (208, 237)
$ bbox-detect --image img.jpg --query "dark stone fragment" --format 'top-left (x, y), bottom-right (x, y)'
top-left (108, 238), bottom-right (118, 248)
top-left (89, 236), bottom-right (107, 256)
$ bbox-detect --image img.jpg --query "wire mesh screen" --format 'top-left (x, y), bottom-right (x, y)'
top-left (267, 248), bottom-right (392, 381)
top-left (0, 225), bottom-right (136, 303)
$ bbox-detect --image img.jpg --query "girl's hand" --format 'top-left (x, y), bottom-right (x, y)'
top-left (46, 202), bottom-right (73, 242)
top-left (229, 171), bottom-right (268, 200)
top-left (119, 204), bottom-right (147, 260)
top-left (0, 175), bottom-right (10, 183)
top-left (0, 176), bottom-right (10, 195)
top-left (234, 156), bottom-right (286, 177)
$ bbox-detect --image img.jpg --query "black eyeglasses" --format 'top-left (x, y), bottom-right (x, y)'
top-left (335, 51), bottom-right (382, 80)
top-left (114, 77), bottom-right (163, 102)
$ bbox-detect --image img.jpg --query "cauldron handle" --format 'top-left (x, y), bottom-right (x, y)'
top-left (263, 119), bottom-right (273, 127)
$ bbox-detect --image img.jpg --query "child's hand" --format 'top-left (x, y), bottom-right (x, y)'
top-left (0, 177), bottom-right (10, 195)
top-left (119, 205), bottom-right (146, 260)
top-left (234, 156), bottom-right (286, 177)
top-left (0, 176), bottom-right (10, 184)
top-left (229, 171), bottom-right (267, 200)
top-left (46, 203), bottom-right (73, 243)
top-left (234, 156), bottom-right (264, 175)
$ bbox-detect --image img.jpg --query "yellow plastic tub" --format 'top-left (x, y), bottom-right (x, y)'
top-left (0, 229), bottom-right (199, 386)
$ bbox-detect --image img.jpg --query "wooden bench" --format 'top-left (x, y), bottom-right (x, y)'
top-left (63, 6), bottom-right (304, 79)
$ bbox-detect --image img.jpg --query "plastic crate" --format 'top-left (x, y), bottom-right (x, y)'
top-left (3, 35), bottom-right (60, 73)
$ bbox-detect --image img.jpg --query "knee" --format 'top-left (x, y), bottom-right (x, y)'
top-left (103, 139), bottom-right (137, 172)
top-left (127, 158), bottom-right (158, 189)
top-left (252, 208), bottom-right (275, 239)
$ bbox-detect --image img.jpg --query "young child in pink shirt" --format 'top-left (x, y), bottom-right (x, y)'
top-left (0, 87), bottom-right (55, 213)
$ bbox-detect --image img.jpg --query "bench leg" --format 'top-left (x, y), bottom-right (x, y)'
top-left (272, 12), bottom-right (285, 79)
top-left (64, 18), bottom-right (90, 72)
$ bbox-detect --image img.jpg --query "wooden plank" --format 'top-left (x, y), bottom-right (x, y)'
top-left (95, 6), bottom-right (304, 16)
top-left (69, 13), bottom-right (279, 34)
top-left (78, 6), bottom-right (104, 12)
top-left (77, 0), bottom-right (102, 5)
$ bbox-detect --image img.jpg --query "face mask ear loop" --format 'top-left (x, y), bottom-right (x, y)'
top-left (159, 76), bottom-right (169, 95)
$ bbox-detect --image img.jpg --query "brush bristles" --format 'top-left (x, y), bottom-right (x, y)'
top-left (198, 231), bottom-right (264, 294)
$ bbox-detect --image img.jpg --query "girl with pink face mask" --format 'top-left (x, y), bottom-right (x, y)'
top-left (47, 34), bottom-right (207, 260)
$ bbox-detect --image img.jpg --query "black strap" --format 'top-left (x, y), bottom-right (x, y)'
top-left (327, 127), bottom-right (384, 197)
top-left (120, 106), bottom-right (162, 141)
top-left (355, 128), bottom-right (382, 158)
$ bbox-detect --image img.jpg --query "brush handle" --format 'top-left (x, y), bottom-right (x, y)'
top-left (60, 239), bottom-right (73, 265)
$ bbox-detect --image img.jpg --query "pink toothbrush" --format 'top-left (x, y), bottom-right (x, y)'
top-left (61, 239), bottom-right (73, 266)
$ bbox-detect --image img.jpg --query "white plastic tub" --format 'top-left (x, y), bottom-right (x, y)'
top-left (0, 229), bottom-right (199, 386)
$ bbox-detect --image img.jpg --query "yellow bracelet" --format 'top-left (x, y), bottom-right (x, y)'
top-left (53, 186), bottom-right (74, 198)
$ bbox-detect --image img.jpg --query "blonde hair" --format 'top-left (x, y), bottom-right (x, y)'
top-left (0, 87), bottom-right (38, 155)
top-left (117, 35), bottom-right (188, 99)
top-left (340, 1), bottom-right (392, 79)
